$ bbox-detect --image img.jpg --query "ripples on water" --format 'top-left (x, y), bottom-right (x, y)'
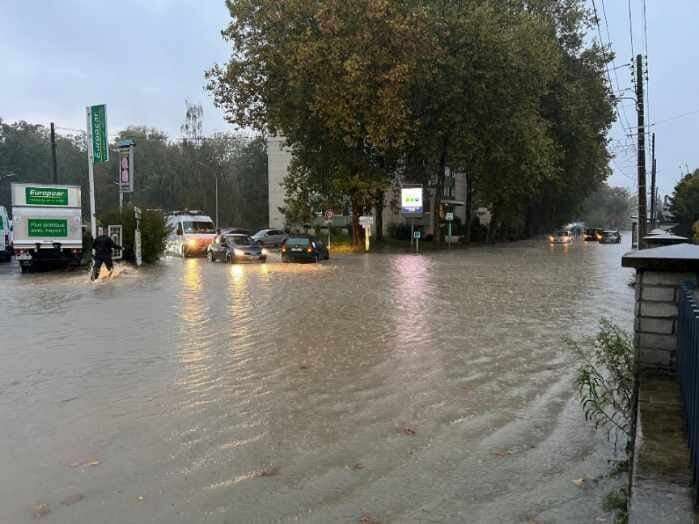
top-left (0, 239), bottom-right (635, 523)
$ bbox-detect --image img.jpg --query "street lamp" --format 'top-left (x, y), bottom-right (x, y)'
top-left (196, 162), bottom-right (219, 229)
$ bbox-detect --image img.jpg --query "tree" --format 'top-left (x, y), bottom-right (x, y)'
top-left (580, 184), bottom-right (635, 230)
top-left (668, 169), bottom-right (699, 237)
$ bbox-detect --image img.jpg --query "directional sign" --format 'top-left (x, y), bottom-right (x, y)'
top-left (324, 209), bottom-right (334, 221)
top-left (88, 105), bottom-right (109, 164)
top-left (359, 215), bottom-right (374, 227)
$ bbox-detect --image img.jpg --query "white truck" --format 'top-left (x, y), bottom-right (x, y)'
top-left (166, 211), bottom-right (216, 257)
top-left (11, 183), bottom-right (83, 273)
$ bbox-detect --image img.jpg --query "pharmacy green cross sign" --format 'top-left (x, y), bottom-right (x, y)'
top-left (88, 104), bottom-right (109, 164)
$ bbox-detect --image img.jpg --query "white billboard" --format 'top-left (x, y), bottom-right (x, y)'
top-left (401, 187), bottom-right (423, 216)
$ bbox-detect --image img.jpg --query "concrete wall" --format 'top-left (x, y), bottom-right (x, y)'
top-left (634, 270), bottom-right (699, 371)
top-left (266, 136), bottom-right (289, 230)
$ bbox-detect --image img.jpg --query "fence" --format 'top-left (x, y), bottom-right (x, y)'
top-left (678, 282), bottom-right (699, 502)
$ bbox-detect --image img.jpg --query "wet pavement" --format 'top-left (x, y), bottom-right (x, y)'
top-left (0, 238), bottom-right (635, 523)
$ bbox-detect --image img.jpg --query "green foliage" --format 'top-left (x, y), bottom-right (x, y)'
top-left (580, 184), bottom-right (635, 230)
top-left (567, 319), bottom-right (634, 446)
top-left (98, 206), bottom-right (169, 264)
top-left (0, 112), bottom-right (268, 230)
top-left (669, 169), bottom-right (699, 237)
top-left (208, 0), bottom-right (614, 243)
top-left (603, 487), bottom-right (629, 524)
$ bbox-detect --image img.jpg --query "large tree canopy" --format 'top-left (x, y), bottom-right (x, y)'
top-left (208, 0), bottom-right (615, 243)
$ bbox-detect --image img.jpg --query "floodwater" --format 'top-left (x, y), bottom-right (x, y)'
top-left (0, 238), bottom-right (635, 523)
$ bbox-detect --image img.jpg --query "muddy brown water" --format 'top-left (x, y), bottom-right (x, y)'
top-left (0, 238), bottom-right (634, 523)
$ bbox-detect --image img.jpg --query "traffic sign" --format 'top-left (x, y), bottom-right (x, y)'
top-left (413, 231), bottom-right (421, 239)
top-left (359, 215), bottom-right (374, 227)
top-left (324, 209), bottom-right (334, 221)
top-left (445, 212), bottom-right (454, 221)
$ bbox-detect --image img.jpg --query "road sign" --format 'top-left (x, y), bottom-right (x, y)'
top-left (445, 212), bottom-right (454, 221)
top-left (324, 209), bottom-right (334, 221)
top-left (359, 215), bottom-right (374, 227)
top-left (88, 105), bottom-right (109, 164)
top-left (413, 231), bottom-right (421, 239)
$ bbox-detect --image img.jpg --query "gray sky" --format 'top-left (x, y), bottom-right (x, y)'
top-left (1, 0), bottom-right (697, 196)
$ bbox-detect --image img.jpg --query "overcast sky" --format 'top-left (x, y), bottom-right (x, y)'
top-left (1, 0), bottom-right (697, 195)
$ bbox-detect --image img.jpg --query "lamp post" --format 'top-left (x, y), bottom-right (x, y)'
top-left (197, 162), bottom-right (219, 229)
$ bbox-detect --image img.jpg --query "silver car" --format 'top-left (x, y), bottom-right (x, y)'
top-left (252, 228), bottom-right (288, 247)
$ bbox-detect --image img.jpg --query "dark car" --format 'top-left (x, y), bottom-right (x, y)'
top-left (207, 234), bottom-right (267, 263)
top-left (221, 227), bottom-right (253, 236)
top-left (584, 228), bottom-right (603, 241)
top-left (599, 230), bottom-right (621, 244)
top-left (281, 235), bottom-right (329, 263)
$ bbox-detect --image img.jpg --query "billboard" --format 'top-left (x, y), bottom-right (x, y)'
top-left (401, 187), bottom-right (423, 216)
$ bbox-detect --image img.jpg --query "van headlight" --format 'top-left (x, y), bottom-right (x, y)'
top-left (261, 248), bottom-right (270, 256)
top-left (187, 239), bottom-right (198, 248)
top-left (234, 248), bottom-right (245, 256)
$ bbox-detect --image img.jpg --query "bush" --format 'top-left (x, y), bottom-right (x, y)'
top-left (98, 206), bottom-right (169, 264)
top-left (387, 222), bottom-right (412, 240)
top-left (567, 319), bottom-right (634, 448)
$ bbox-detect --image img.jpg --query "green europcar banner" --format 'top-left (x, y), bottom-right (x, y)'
top-left (89, 104), bottom-right (109, 164)
top-left (28, 219), bottom-right (68, 237)
top-left (25, 187), bottom-right (69, 206)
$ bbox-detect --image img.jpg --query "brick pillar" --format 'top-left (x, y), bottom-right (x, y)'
top-left (623, 244), bottom-right (699, 372)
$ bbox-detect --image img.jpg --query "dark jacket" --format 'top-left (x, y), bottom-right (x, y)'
top-left (93, 235), bottom-right (117, 259)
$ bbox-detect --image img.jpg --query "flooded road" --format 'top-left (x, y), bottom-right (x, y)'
top-left (0, 238), bottom-right (635, 523)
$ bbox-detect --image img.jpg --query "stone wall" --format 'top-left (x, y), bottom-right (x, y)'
top-left (634, 270), bottom-right (698, 371)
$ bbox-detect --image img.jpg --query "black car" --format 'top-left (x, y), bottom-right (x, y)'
top-left (281, 235), bottom-right (329, 263)
top-left (599, 230), bottom-right (621, 244)
top-left (207, 234), bottom-right (267, 263)
top-left (583, 228), bottom-right (603, 241)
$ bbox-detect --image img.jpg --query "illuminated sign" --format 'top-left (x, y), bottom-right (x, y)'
top-left (401, 187), bottom-right (423, 216)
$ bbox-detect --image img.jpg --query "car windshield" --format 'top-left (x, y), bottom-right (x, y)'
top-left (286, 237), bottom-right (310, 247)
top-left (183, 221), bottom-right (215, 234)
top-left (226, 235), bottom-right (253, 246)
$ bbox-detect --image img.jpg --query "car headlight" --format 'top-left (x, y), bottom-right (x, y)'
top-left (234, 248), bottom-right (245, 256)
top-left (261, 248), bottom-right (269, 256)
top-left (187, 239), bottom-right (198, 247)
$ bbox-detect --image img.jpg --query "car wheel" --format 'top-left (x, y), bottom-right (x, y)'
top-left (207, 251), bottom-right (214, 262)
top-left (226, 253), bottom-right (233, 264)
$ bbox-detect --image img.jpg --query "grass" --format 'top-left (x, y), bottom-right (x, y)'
top-left (602, 487), bottom-right (628, 524)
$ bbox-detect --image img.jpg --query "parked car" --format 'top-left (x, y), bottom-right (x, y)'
top-left (583, 228), bottom-right (603, 241)
top-left (0, 205), bottom-right (11, 262)
top-left (281, 235), bottom-right (329, 263)
top-left (599, 230), bottom-right (621, 244)
top-left (548, 229), bottom-right (573, 244)
top-left (207, 234), bottom-right (267, 263)
top-left (222, 227), bottom-right (253, 236)
top-left (252, 228), bottom-right (288, 247)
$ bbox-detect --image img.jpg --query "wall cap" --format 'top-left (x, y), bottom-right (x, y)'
top-left (622, 243), bottom-right (699, 272)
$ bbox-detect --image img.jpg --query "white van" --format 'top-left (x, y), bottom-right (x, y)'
top-left (0, 205), bottom-right (11, 262)
top-left (166, 211), bottom-right (216, 257)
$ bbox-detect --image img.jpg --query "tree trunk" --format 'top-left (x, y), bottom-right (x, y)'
top-left (464, 173), bottom-right (473, 244)
top-left (351, 193), bottom-right (362, 246)
top-left (432, 139), bottom-right (448, 246)
top-left (374, 190), bottom-right (384, 242)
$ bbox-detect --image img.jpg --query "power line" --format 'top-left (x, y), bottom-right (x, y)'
top-left (600, 0), bottom-right (633, 132)
top-left (627, 0), bottom-right (635, 58)
top-left (642, 0), bottom-right (652, 130)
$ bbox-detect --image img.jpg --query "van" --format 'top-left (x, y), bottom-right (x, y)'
top-left (166, 211), bottom-right (216, 257)
top-left (0, 205), bottom-right (11, 262)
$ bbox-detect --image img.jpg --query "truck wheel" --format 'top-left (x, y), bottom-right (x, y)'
top-left (207, 251), bottom-right (214, 262)
top-left (181, 245), bottom-right (188, 258)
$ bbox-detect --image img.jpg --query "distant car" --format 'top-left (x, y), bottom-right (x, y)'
top-left (207, 234), bottom-right (267, 263)
top-left (548, 230), bottom-right (573, 244)
top-left (222, 227), bottom-right (253, 236)
top-left (281, 235), bottom-right (329, 263)
top-left (583, 228), bottom-right (604, 241)
top-left (599, 230), bottom-right (621, 244)
top-left (252, 228), bottom-right (288, 248)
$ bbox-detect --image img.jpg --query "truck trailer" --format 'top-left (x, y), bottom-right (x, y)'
top-left (11, 183), bottom-right (83, 272)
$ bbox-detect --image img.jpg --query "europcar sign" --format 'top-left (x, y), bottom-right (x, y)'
top-left (25, 187), bottom-right (69, 206)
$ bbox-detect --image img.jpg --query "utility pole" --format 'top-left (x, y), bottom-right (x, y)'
top-left (635, 54), bottom-right (647, 247)
top-left (650, 133), bottom-right (656, 225)
top-left (50, 122), bottom-right (58, 184)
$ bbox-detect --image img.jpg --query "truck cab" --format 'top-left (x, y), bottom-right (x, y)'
top-left (166, 211), bottom-right (216, 257)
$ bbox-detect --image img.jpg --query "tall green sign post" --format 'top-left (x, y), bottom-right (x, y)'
top-left (86, 104), bottom-right (109, 237)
